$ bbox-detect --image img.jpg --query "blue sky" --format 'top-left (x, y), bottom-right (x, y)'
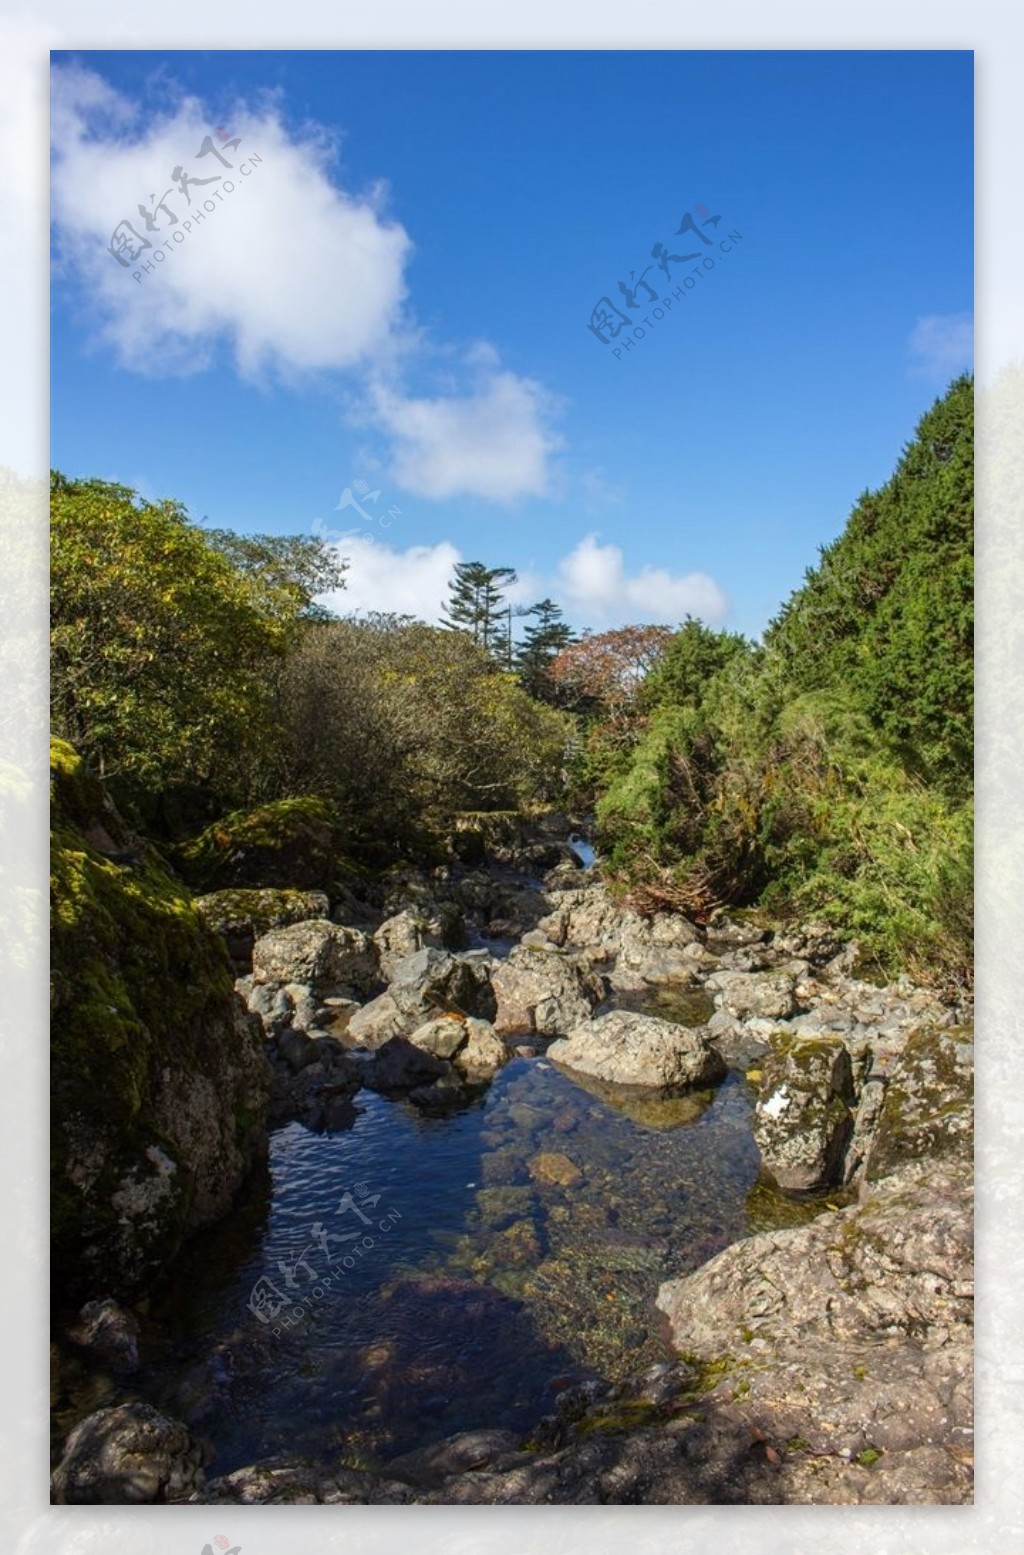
top-left (50, 48), bottom-right (973, 638)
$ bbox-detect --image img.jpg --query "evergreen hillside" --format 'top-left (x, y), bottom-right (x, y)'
top-left (593, 376), bottom-right (973, 988)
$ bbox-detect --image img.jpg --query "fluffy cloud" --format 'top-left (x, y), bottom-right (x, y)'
top-left (317, 530), bottom-right (461, 621)
top-left (557, 534), bottom-right (728, 626)
top-left (908, 313), bottom-right (974, 381)
top-left (51, 65), bottom-right (413, 378)
top-left (318, 527), bottom-right (727, 632)
top-left (366, 360), bottom-right (563, 503)
top-left (49, 65), bottom-right (564, 502)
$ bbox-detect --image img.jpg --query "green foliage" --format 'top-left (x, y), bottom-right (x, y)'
top-left (203, 528), bottom-right (347, 622)
top-left (267, 618), bottom-right (571, 861)
top-left (50, 474), bottom-right (294, 800)
top-left (516, 597), bottom-right (575, 700)
top-left (50, 739), bottom-right (262, 1294)
top-left (589, 379), bottom-right (974, 985)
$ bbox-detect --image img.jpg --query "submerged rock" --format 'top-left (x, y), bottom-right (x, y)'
top-left (51, 1402), bottom-right (207, 1504)
top-left (547, 1010), bottom-right (726, 1091)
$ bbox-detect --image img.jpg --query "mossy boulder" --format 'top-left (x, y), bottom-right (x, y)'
top-left (51, 740), bottom-right (270, 1302)
top-left (194, 888), bottom-right (330, 970)
top-left (177, 797), bottom-right (351, 893)
top-left (753, 1033), bottom-right (855, 1191)
top-left (864, 1025), bottom-right (973, 1183)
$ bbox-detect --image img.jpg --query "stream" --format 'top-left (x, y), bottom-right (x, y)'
top-left (102, 1039), bottom-right (815, 1476)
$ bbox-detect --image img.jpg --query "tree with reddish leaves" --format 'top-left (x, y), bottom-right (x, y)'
top-left (547, 624), bottom-right (674, 734)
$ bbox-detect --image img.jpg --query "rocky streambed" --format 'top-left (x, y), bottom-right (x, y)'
top-left (51, 813), bottom-right (974, 1506)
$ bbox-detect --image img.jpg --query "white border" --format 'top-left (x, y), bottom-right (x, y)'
top-left (2, 3), bottom-right (1018, 1550)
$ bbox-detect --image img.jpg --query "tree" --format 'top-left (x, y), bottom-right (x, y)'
top-left (441, 561), bottom-right (518, 657)
top-left (203, 529), bottom-right (347, 621)
top-left (49, 474), bottom-right (320, 798)
top-left (516, 598), bottom-right (575, 699)
top-left (548, 624), bottom-right (674, 732)
top-left (644, 616), bottom-right (752, 712)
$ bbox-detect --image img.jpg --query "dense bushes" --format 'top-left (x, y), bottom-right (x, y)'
top-left (588, 377), bottom-right (974, 988)
top-left (50, 475), bottom-right (570, 864)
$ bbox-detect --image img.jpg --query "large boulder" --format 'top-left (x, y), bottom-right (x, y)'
top-left (373, 906), bottom-right (464, 980)
top-left (547, 1010), bottom-right (726, 1091)
top-left (864, 1025), bottom-right (974, 1183)
top-left (51, 1402), bottom-right (207, 1504)
top-left (652, 1160), bottom-right (973, 1504)
top-left (388, 947), bottom-right (497, 1024)
top-left (194, 887), bottom-right (330, 970)
top-left (538, 885), bottom-right (701, 985)
top-left (50, 741), bottom-right (270, 1300)
top-left (490, 944), bottom-right (604, 1037)
top-left (178, 796), bottom-right (351, 892)
top-left (252, 919), bottom-right (379, 998)
top-left (753, 1033), bottom-right (855, 1191)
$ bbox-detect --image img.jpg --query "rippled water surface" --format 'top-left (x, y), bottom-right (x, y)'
top-left (132, 1053), bottom-right (780, 1474)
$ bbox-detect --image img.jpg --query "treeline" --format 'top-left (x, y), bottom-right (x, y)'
top-left (50, 474), bottom-right (570, 860)
top-left (575, 376), bottom-right (973, 988)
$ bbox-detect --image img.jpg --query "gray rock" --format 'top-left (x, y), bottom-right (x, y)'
top-left (490, 944), bottom-right (603, 1036)
top-left (51, 1403), bottom-right (207, 1503)
top-left (365, 1036), bottom-right (449, 1093)
top-left (710, 969), bottom-right (799, 1021)
top-left (275, 1028), bottom-right (320, 1073)
top-left (753, 1033), bottom-right (855, 1191)
top-left (346, 991), bottom-right (408, 1048)
top-left (388, 947), bottom-right (497, 1024)
top-left (67, 1297), bottom-right (140, 1371)
top-left (408, 1015), bottom-right (469, 1059)
top-left (547, 1010), bottom-right (726, 1091)
top-left (863, 1025), bottom-right (974, 1183)
top-left (373, 906), bottom-right (465, 979)
top-left (252, 919), bottom-right (379, 998)
top-left (457, 1018), bottom-right (511, 1078)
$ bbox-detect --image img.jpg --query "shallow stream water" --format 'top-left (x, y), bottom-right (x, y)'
top-left (94, 1044), bottom-right (821, 1477)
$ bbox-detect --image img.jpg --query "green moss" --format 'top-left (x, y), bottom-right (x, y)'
top-left (50, 740), bottom-right (264, 1297)
top-left (785, 1435), bottom-right (811, 1454)
top-left (856, 1446), bottom-right (883, 1467)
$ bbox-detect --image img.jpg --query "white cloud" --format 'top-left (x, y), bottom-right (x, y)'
top-left (557, 534), bottom-right (728, 626)
top-left (51, 65), bottom-right (413, 379)
top-left (365, 359), bottom-right (563, 503)
top-left (908, 313), bottom-right (974, 381)
top-left (319, 531), bottom-right (461, 621)
top-left (48, 64), bottom-right (566, 504)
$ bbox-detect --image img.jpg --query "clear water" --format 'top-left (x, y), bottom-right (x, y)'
top-left (127, 1055), bottom-right (775, 1475)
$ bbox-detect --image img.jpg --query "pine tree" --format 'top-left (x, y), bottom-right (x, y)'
top-left (441, 562), bottom-right (518, 658)
top-left (516, 597), bottom-right (575, 699)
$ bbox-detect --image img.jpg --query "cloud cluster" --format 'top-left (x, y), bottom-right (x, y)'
top-left (320, 528), bottom-right (727, 631)
top-left (49, 64), bottom-right (563, 503)
top-left (558, 534), bottom-right (728, 625)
